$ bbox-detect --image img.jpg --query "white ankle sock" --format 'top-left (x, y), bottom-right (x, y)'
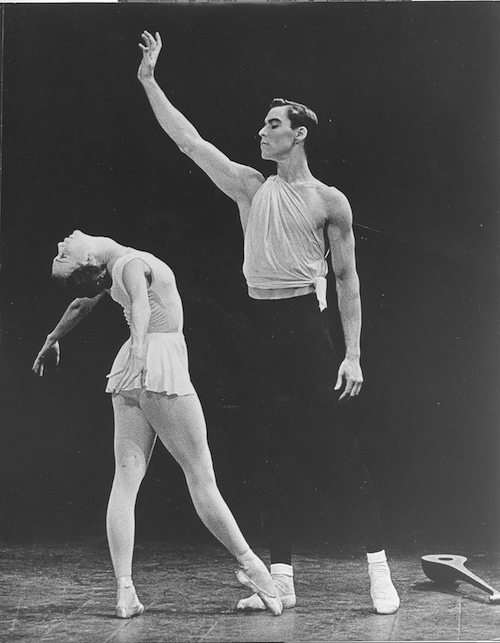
top-left (270, 563), bottom-right (293, 576)
top-left (270, 564), bottom-right (295, 600)
top-left (367, 552), bottom-right (400, 615)
top-left (367, 550), bottom-right (387, 564)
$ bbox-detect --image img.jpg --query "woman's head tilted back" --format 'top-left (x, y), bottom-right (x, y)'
top-left (52, 230), bottom-right (111, 298)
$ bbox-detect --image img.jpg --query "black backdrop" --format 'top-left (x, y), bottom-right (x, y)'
top-left (1, 3), bottom-right (499, 551)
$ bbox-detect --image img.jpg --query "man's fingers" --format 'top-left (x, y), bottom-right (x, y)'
top-left (339, 377), bottom-right (356, 401)
top-left (143, 31), bottom-right (156, 47)
top-left (140, 34), bottom-right (152, 51)
top-left (155, 32), bottom-right (162, 47)
top-left (340, 380), bottom-right (362, 401)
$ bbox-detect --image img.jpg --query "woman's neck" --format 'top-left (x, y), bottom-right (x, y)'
top-left (92, 238), bottom-right (131, 272)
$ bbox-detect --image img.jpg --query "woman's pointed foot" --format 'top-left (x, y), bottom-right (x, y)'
top-left (235, 558), bottom-right (283, 616)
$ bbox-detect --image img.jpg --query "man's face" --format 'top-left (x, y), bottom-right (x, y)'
top-left (258, 106), bottom-right (297, 161)
top-left (52, 230), bottom-right (90, 278)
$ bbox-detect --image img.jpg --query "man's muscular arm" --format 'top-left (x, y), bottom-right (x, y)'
top-left (326, 189), bottom-right (363, 401)
top-left (137, 31), bottom-right (263, 203)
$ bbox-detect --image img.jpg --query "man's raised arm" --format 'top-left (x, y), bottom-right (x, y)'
top-left (137, 31), bottom-right (263, 203)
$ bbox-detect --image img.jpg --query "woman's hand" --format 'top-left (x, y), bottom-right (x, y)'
top-left (107, 347), bottom-right (147, 394)
top-left (32, 338), bottom-right (60, 377)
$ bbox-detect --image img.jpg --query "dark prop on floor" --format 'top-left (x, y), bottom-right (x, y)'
top-left (421, 554), bottom-right (500, 603)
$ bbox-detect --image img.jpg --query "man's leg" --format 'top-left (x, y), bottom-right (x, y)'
top-left (241, 294), bottom-right (399, 613)
top-left (236, 424), bottom-right (298, 611)
top-left (291, 297), bottom-right (400, 614)
top-left (237, 298), bottom-right (309, 611)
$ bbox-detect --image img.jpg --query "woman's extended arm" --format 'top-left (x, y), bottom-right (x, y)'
top-left (32, 293), bottom-right (105, 376)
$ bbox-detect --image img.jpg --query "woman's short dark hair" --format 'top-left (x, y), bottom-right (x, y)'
top-left (55, 264), bottom-right (111, 299)
top-left (270, 98), bottom-right (319, 155)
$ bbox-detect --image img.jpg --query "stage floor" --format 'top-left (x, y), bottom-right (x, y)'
top-left (1, 539), bottom-right (499, 642)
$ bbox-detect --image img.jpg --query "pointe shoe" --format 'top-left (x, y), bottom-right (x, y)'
top-left (369, 562), bottom-right (400, 615)
top-left (115, 600), bottom-right (144, 619)
top-left (237, 591), bottom-right (296, 611)
top-left (115, 580), bottom-right (144, 619)
top-left (235, 564), bottom-right (283, 616)
top-left (237, 564), bottom-right (296, 612)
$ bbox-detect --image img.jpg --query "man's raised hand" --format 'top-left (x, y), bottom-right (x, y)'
top-left (138, 31), bottom-right (162, 82)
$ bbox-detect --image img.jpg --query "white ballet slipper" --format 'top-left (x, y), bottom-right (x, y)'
top-left (368, 560), bottom-right (400, 615)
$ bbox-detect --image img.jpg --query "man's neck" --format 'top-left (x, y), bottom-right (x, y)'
top-left (275, 152), bottom-right (314, 184)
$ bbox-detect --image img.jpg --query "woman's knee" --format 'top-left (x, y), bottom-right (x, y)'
top-left (114, 442), bottom-right (148, 482)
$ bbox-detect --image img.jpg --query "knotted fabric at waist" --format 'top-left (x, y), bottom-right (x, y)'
top-left (247, 276), bottom-right (327, 311)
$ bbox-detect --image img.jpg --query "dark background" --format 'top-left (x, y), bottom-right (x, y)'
top-left (1, 3), bottom-right (499, 554)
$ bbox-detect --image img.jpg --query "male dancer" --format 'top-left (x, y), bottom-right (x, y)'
top-left (137, 30), bottom-right (399, 615)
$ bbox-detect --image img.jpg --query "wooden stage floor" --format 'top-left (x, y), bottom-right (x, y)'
top-left (1, 539), bottom-right (499, 642)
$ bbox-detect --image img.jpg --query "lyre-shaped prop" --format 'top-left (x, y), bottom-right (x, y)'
top-left (421, 554), bottom-right (500, 603)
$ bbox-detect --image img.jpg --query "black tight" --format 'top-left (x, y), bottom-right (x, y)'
top-left (243, 294), bottom-right (384, 563)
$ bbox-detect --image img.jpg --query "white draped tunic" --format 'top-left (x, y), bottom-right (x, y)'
top-left (243, 175), bottom-right (328, 310)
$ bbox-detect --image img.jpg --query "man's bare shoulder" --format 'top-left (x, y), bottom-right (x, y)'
top-left (238, 165), bottom-right (266, 199)
top-left (315, 183), bottom-right (352, 227)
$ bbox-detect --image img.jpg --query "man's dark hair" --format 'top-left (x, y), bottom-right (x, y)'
top-left (270, 98), bottom-right (319, 155)
top-left (54, 264), bottom-right (111, 299)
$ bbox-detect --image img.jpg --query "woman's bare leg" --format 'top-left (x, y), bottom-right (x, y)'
top-left (139, 391), bottom-right (282, 615)
top-left (107, 393), bottom-right (156, 617)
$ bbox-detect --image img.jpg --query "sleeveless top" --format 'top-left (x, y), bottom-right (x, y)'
top-left (105, 251), bottom-right (195, 397)
top-left (242, 175), bottom-right (328, 310)
top-left (109, 250), bottom-right (182, 333)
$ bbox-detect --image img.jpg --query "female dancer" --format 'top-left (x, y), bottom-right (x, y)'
top-left (32, 230), bottom-right (282, 618)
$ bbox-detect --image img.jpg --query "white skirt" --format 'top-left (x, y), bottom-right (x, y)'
top-left (105, 332), bottom-right (196, 397)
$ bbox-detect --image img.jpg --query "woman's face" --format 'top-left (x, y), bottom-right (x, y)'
top-left (52, 230), bottom-right (91, 278)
